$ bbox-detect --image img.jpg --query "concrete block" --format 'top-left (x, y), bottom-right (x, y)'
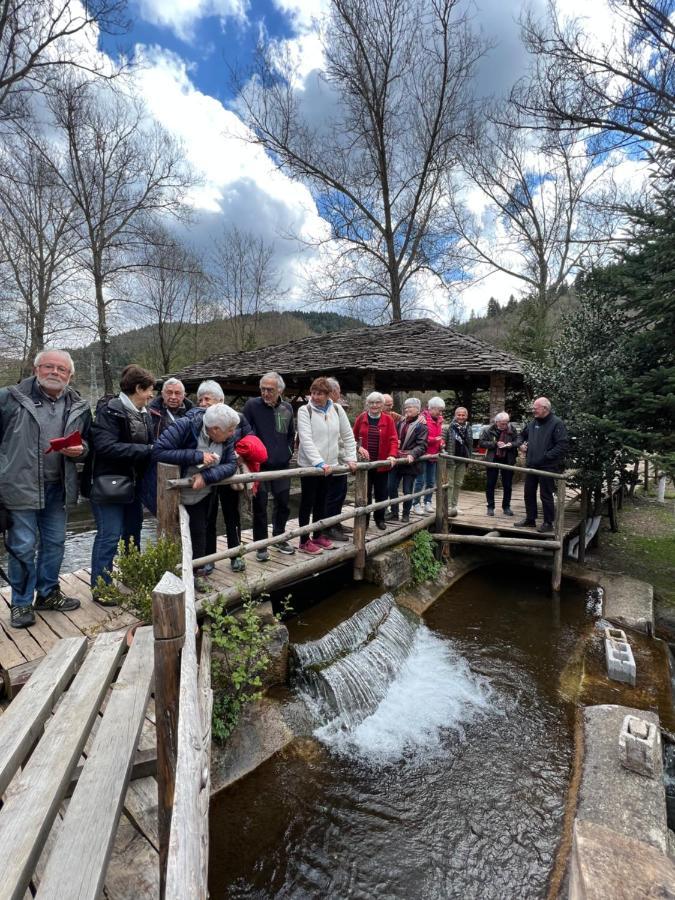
top-left (619, 714), bottom-right (660, 778)
top-left (604, 637), bottom-right (636, 686)
top-left (364, 546), bottom-right (411, 590)
top-left (603, 626), bottom-right (627, 643)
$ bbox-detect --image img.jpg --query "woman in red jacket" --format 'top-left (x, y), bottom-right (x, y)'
top-left (353, 392), bottom-right (398, 530)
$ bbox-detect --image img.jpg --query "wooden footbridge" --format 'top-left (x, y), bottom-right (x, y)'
top-left (0, 452), bottom-right (615, 897)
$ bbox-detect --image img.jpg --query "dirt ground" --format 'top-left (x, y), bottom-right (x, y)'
top-left (584, 492), bottom-right (675, 617)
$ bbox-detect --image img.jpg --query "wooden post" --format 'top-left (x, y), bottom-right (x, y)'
top-left (644, 457), bottom-right (649, 495)
top-left (157, 463), bottom-right (181, 540)
top-left (152, 571), bottom-right (186, 899)
top-left (607, 474), bottom-right (619, 533)
top-left (352, 467), bottom-right (368, 581)
top-left (551, 478), bottom-right (567, 593)
top-left (435, 455), bottom-right (449, 561)
top-left (578, 486), bottom-right (588, 566)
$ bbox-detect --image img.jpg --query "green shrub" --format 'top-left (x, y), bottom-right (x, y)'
top-left (410, 529), bottom-right (443, 585)
top-left (93, 536), bottom-right (181, 622)
top-left (205, 592), bottom-right (289, 743)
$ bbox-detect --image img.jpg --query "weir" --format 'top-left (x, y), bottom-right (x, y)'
top-left (292, 595), bottom-right (419, 729)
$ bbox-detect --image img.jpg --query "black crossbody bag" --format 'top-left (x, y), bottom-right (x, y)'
top-left (90, 474), bottom-right (135, 505)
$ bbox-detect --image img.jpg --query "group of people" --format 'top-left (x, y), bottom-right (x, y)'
top-left (0, 348), bottom-right (568, 629)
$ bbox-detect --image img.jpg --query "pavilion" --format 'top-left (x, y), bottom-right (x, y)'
top-left (171, 318), bottom-right (525, 417)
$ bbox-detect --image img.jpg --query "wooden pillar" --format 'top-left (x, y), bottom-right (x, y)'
top-left (551, 478), bottom-right (566, 593)
top-left (157, 462), bottom-right (181, 540)
top-left (489, 372), bottom-right (506, 420)
top-left (578, 486), bottom-right (588, 566)
top-left (152, 571), bottom-right (186, 899)
top-left (352, 468), bottom-right (368, 580)
top-left (435, 455), bottom-right (449, 561)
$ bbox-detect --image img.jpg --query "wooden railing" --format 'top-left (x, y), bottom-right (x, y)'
top-left (152, 503), bottom-right (213, 899)
top-left (434, 453), bottom-right (568, 592)
top-left (159, 454), bottom-right (448, 593)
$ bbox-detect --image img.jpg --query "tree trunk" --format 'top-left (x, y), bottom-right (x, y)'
top-left (94, 266), bottom-right (114, 395)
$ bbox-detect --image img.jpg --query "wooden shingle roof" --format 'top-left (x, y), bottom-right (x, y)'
top-left (172, 318), bottom-right (524, 394)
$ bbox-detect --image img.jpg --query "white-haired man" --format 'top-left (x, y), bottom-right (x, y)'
top-left (478, 412), bottom-right (519, 516)
top-left (514, 397), bottom-right (569, 533)
top-left (0, 350), bottom-right (90, 628)
top-left (149, 377), bottom-right (193, 438)
top-left (446, 406), bottom-right (472, 517)
top-left (242, 372), bottom-right (296, 558)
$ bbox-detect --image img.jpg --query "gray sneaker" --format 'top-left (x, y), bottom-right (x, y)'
top-left (10, 604), bottom-right (35, 628)
top-left (256, 549), bottom-right (270, 562)
top-left (275, 541), bottom-right (295, 555)
top-left (231, 557), bottom-right (246, 572)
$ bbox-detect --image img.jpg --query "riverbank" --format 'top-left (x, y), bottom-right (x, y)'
top-left (583, 494), bottom-right (675, 619)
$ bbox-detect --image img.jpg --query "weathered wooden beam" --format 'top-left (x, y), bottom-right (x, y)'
top-left (434, 455), bottom-right (449, 562)
top-left (440, 452), bottom-right (567, 481)
top-left (431, 533), bottom-right (560, 550)
top-left (65, 747), bottom-right (157, 799)
top-left (551, 478), bottom-right (567, 592)
top-left (352, 468), bottom-right (368, 581)
top-left (152, 571), bottom-right (186, 899)
top-left (157, 463), bottom-right (181, 540)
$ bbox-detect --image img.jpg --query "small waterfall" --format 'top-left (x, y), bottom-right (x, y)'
top-left (292, 594), bottom-right (493, 763)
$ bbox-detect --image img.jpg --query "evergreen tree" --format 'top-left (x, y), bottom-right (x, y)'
top-left (486, 297), bottom-right (500, 317)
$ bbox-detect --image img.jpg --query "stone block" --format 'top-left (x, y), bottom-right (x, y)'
top-left (603, 626), bottom-right (627, 643)
top-left (619, 714), bottom-right (660, 778)
top-left (604, 637), bottom-right (636, 686)
top-left (364, 546), bottom-right (411, 590)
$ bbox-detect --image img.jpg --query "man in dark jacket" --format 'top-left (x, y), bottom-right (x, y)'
top-left (515, 397), bottom-right (569, 533)
top-left (445, 406), bottom-right (472, 517)
top-left (0, 350), bottom-right (90, 627)
top-left (386, 397), bottom-right (428, 523)
top-left (242, 372), bottom-right (295, 560)
top-left (148, 378), bottom-right (193, 438)
top-left (479, 412), bottom-right (519, 517)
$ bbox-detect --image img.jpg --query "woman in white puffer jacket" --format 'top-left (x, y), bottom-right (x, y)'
top-left (296, 376), bottom-right (357, 554)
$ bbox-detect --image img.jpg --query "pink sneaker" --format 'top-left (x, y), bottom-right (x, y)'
top-left (313, 535), bottom-right (334, 549)
top-left (299, 539), bottom-right (323, 554)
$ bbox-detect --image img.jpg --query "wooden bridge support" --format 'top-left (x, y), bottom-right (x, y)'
top-left (352, 467), bottom-right (368, 581)
top-left (435, 456), bottom-right (449, 561)
top-left (152, 572), bottom-right (186, 899)
top-left (551, 478), bottom-right (567, 593)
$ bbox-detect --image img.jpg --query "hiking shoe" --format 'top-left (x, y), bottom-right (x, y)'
top-left (514, 518), bottom-right (536, 528)
top-left (385, 511), bottom-right (398, 521)
top-left (325, 526), bottom-right (349, 542)
top-left (10, 605), bottom-right (35, 629)
top-left (313, 535), bottom-right (334, 550)
top-left (449, 507), bottom-right (458, 518)
top-left (299, 539), bottom-right (322, 555)
top-left (35, 588), bottom-right (81, 612)
top-left (276, 540), bottom-right (295, 555)
top-left (487, 508), bottom-right (495, 517)
top-left (375, 520), bottom-right (387, 531)
top-left (502, 508), bottom-right (514, 516)
top-left (256, 549), bottom-right (270, 562)
top-left (92, 589), bottom-right (118, 607)
top-left (231, 557), bottom-right (246, 573)
top-left (537, 522), bottom-right (554, 534)
top-left (401, 513), bottom-right (410, 524)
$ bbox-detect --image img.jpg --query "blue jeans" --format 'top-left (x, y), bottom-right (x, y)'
top-left (90, 496), bottom-right (144, 588)
top-left (6, 482), bottom-right (67, 607)
top-left (414, 460), bottom-right (437, 504)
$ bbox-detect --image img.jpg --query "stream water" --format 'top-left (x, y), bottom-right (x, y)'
top-left (208, 564), bottom-right (595, 899)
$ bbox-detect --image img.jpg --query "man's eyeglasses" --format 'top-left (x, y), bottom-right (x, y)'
top-left (260, 387), bottom-right (277, 393)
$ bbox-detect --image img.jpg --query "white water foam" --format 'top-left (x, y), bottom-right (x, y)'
top-left (314, 625), bottom-right (492, 764)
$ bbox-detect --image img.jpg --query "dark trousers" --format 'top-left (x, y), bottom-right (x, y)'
top-left (486, 466), bottom-right (514, 509)
top-left (251, 476), bottom-right (290, 541)
top-left (389, 470), bottom-right (415, 518)
top-left (186, 494), bottom-right (212, 562)
top-left (206, 485), bottom-right (241, 556)
top-left (368, 469), bottom-right (389, 525)
top-left (91, 493), bottom-right (144, 588)
top-left (299, 475), bottom-right (329, 540)
top-left (524, 472), bottom-right (555, 524)
top-left (325, 473), bottom-right (348, 518)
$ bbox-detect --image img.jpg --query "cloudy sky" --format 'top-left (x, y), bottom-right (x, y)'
top-left (95, 0), bottom-right (642, 322)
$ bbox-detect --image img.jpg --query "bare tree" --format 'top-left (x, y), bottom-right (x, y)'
top-left (452, 116), bottom-right (624, 354)
top-left (0, 132), bottom-right (82, 374)
top-left (30, 76), bottom-right (193, 393)
top-left (129, 229), bottom-right (207, 373)
top-left (514, 0), bottom-right (675, 157)
top-left (208, 225), bottom-right (283, 350)
top-left (237, 0), bottom-right (485, 321)
top-left (0, 0), bottom-right (128, 118)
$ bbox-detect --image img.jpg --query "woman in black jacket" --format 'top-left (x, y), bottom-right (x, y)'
top-left (89, 365), bottom-right (155, 595)
top-left (478, 413), bottom-right (519, 516)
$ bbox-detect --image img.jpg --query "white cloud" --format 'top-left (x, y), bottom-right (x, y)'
top-left (134, 0), bottom-right (248, 41)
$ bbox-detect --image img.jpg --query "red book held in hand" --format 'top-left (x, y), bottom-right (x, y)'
top-left (45, 430), bottom-right (82, 453)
